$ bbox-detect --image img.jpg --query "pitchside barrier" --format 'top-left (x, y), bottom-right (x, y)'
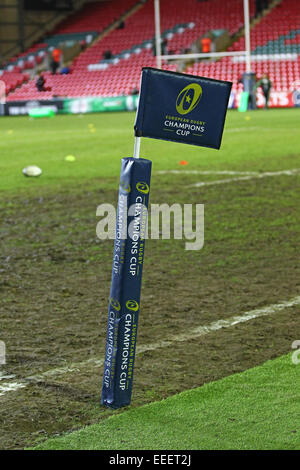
top-left (101, 67), bottom-right (231, 409)
top-left (0, 96), bottom-right (138, 116)
top-left (1, 91), bottom-right (299, 117)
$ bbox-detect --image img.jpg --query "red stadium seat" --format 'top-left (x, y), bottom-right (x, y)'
top-left (5, 0), bottom-right (300, 100)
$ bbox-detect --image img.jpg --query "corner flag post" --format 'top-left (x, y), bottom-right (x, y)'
top-left (133, 136), bottom-right (141, 159)
top-left (243, 0), bottom-right (252, 73)
top-left (154, 0), bottom-right (162, 69)
top-left (101, 67), bottom-right (232, 409)
top-left (101, 104), bottom-right (151, 410)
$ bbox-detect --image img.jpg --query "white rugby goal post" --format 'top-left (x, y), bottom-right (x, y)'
top-left (154, 0), bottom-right (252, 73)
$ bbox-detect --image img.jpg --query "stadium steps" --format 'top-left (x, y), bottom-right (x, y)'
top-left (3, 0), bottom-right (140, 75)
top-left (2, 0), bottom-right (88, 64)
top-left (61, 1), bottom-right (145, 72)
top-left (251, 0), bottom-right (283, 27)
top-left (61, 1), bottom-right (144, 69)
top-left (231, 0), bottom-right (281, 46)
top-left (46, 0), bottom-right (143, 59)
top-left (4, 0), bottom-right (142, 97)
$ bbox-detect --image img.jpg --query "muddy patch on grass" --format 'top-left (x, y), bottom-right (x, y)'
top-left (1, 175), bottom-right (300, 449)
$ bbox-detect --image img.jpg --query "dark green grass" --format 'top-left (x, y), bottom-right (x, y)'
top-left (30, 353), bottom-right (300, 450)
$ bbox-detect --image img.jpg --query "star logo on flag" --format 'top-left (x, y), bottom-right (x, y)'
top-left (175, 82), bottom-right (203, 115)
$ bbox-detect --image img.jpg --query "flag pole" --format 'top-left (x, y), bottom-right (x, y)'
top-left (133, 136), bottom-right (141, 159)
top-left (243, 0), bottom-right (251, 73)
top-left (154, 0), bottom-right (162, 69)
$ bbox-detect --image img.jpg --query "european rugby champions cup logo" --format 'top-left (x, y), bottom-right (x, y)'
top-left (176, 83), bottom-right (202, 115)
top-left (136, 182), bottom-right (149, 194)
top-left (110, 297), bottom-right (121, 311)
top-left (126, 300), bottom-right (139, 311)
top-left (120, 180), bottom-right (131, 194)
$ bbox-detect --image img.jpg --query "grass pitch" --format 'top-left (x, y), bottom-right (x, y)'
top-left (0, 108), bottom-right (300, 449)
top-left (30, 353), bottom-right (300, 450)
top-left (0, 108), bottom-right (300, 194)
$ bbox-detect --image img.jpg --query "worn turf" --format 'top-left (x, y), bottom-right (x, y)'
top-left (29, 353), bottom-right (300, 450)
top-left (0, 109), bottom-right (300, 449)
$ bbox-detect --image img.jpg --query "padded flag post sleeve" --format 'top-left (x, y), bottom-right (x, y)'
top-left (101, 157), bottom-right (152, 409)
top-left (135, 67), bottom-right (232, 150)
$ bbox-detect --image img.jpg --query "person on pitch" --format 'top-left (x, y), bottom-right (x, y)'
top-left (256, 74), bottom-right (272, 109)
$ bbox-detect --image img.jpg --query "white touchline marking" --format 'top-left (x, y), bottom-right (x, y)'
top-left (136, 295), bottom-right (300, 351)
top-left (1, 295), bottom-right (300, 398)
top-left (157, 170), bottom-right (260, 175)
top-left (0, 382), bottom-right (26, 396)
top-left (0, 372), bottom-right (16, 381)
top-left (191, 168), bottom-right (300, 187)
top-left (226, 127), bottom-right (259, 132)
top-left (225, 127), bottom-right (300, 133)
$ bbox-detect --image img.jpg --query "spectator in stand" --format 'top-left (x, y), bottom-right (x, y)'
top-left (50, 47), bottom-right (62, 74)
top-left (36, 72), bottom-right (51, 92)
top-left (161, 38), bottom-right (167, 56)
top-left (130, 86), bottom-right (139, 95)
top-left (255, 0), bottom-right (269, 17)
top-left (256, 74), bottom-right (272, 109)
top-left (80, 39), bottom-right (87, 51)
top-left (36, 73), bottom-right (46, 92)
top-left (117, 20), bottom-right (125, 29)
top-left (201, 36), bottom-right (211, 54)
top-left (103, 50), bottom-right (112, 60)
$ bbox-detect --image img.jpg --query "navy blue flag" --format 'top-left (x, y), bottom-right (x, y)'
top-left (135, 67), bottom-right (232, 150)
